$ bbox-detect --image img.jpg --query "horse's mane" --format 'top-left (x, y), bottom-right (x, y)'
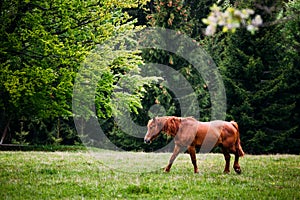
top-left (159, 116), bottom-right (196, 137)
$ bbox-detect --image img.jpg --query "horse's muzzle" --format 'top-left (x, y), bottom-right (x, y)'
top-left (144, 139), bottom-right (151, 144)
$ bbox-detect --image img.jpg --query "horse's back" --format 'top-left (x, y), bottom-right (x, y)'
top-left (197, 120), bottom-right (227, 132)
top-left (194, 120), bottom-right (238, 146)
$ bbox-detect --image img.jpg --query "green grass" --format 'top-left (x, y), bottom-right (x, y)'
top-left (0, 150), bottom-right (299, 200)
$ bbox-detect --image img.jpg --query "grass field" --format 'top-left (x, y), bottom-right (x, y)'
top-left (0, 150), bottom-right (299, 200)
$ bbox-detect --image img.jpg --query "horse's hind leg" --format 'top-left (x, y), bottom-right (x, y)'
top-left (233, 153), bottom-right (242, 174)
top-left (165, 144), bottom-right (182, 172)
top-left (188, 145), bottom-right (199, 173)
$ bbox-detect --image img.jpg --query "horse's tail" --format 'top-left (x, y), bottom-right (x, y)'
top-left (230, 121), bottom-right (245, 157)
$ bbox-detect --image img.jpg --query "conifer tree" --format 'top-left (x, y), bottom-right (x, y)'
top-left (141, 0), bottom-right (211, 121)
top-left (213, 0), bottom-right (300, 153)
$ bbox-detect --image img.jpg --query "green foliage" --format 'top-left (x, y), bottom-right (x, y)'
top-left (0, 0), bottom-right (151, 145)
top-left (1, 0), bottom-right (299, 154)
top-left (148, 0), bottom-right (192, 32)
top-left (142, 0), bottom-right (211, 119)
top-left (96, 0), bottom-right (300, 154)
top-left (12, 121), bottom-right (29, 145)
top-left (106, 0), bottom-right (207, 149)
top-left (209, 0), bottom-right (300, 154)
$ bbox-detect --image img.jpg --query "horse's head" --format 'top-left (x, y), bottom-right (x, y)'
top-left (144, 117), bottom-right (164, 144)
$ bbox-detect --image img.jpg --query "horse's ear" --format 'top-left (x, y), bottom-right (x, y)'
top-left (153, 117), bottom-right (157, 122)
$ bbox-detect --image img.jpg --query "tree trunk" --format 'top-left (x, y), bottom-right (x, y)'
top-left (0, 119), bottom-right (10, 144)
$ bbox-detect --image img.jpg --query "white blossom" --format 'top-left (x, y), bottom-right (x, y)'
top-left (202, 4), bottom-right (263, 35)
top-left (251, 15), bottom-right (263, 26)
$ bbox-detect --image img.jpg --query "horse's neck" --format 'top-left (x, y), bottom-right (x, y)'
top-left (162, 117), bottom-right (180, 137)
top-left (160, 118), bottom-right (169, 133)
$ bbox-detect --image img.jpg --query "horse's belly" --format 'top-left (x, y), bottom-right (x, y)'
top-left (194, 125), bottom-right (222, 147)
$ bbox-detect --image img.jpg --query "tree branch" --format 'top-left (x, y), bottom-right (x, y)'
top-left (53, 17), bottom-right (101, 35)
top-left (261, 14), bottom-right (300, 28)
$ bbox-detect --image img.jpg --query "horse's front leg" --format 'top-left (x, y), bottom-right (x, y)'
top-left (188, 145), bottom-right (199, 173)
top-left (223, 150), bottom-right (231, 173)
top-left (165, 144), bottom-right (182, 172)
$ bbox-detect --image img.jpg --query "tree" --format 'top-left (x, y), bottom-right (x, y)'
top-left (142, 0), bottom-right (211, 120)
top-left (74, 31), bottom-right (161, 148)
top-left (209, 0), bottom-right (300, 154)
top-left (0, 0), bottom-right (150, 145)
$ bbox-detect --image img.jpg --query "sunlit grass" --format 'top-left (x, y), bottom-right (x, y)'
top-left (0, 151), bottom-right (299, 199)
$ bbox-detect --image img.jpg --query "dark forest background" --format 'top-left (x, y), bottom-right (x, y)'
top-left (1, 0), bottom-right (299, 154)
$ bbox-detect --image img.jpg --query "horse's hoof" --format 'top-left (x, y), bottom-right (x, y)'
top-left (223, 170), bottom-right (230, 174)
top-left (235, 168), bottom-right (242, 174)
top-left (164, 168), bottom-right (170, 173)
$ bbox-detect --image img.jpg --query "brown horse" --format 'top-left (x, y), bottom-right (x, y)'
top-left (144, 116), bottom-right (245, 174)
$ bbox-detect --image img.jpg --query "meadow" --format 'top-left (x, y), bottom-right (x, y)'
top-left (0, 150), bottom-right (299, 199)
